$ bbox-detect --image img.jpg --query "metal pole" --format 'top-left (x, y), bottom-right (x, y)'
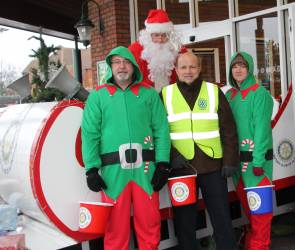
top-left (73, 36), bottom-right (83, 83)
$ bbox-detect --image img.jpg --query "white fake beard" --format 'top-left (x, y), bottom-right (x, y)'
top-left (139, 30), bottom-right (181, 91)
top-left (116, 72), bottom-right (131, 82)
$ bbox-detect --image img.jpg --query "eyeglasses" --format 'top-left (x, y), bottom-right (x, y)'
top-left (151, 33), bottom-right (168, 39)
top-left (110, 59), bottom-right (132, 66)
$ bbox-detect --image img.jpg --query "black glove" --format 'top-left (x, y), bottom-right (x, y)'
top-left (221, 165), bottom-right (238, 178)
top-left (151, 162), bottom-right (170, 191)
top-left (171, 154), bottom-right (191, 169)
top-left (86, 168), bottom-right (107, 192)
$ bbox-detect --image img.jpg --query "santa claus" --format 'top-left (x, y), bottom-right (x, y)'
top-left (129, 9), bottom-right (186, 91)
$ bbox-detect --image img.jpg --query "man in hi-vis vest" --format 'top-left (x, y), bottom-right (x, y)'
top-left (161, 52), bottom-right (239, 250)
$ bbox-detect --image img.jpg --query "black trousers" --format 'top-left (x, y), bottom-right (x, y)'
top-left (173, 170), bottom-right (237, 250)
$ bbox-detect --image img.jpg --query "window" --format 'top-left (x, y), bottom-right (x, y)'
top-left (165, 0), bottom-right (190, 24)
top-left (237, 0), bottom-right (277, 16)
top-left (199, 0), bottom-right (229, 22)
top-left (236, 13), bottom-right (281, 100)
top-left (191, 47), bottom-right (222, 84)
top-left (137, 0), bottom-right (157, 30)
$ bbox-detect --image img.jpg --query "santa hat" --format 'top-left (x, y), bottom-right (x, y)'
top-left (145, 9), bottom-right (173, 33)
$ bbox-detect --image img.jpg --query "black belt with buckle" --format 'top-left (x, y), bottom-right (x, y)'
top-left (240, 149), bottom-right (273, 162)
top-left (101, 149), bottom-right (155, 166)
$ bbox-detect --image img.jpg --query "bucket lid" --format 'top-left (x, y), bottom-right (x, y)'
top-left (244, 185), bottom-right (274, 190)
top-left (168, 174), bottom-right (197, 181)
top-left (80, 201), bottom-right (113, 206)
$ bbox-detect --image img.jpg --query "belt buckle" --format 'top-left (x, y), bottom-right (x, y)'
top-left (119, 143), bottom-right (143, 169)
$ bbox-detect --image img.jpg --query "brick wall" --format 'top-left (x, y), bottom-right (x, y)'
top-left (89, 0), bottom-right (131, 86)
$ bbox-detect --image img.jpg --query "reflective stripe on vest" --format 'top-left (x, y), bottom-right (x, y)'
top-left (163, 82), bottom-right (223, 159)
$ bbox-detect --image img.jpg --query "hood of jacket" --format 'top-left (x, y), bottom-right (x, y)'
top-left (105, 46), bottom-right (142, 84)
top-left (228, 51), bottom-right (257, 90)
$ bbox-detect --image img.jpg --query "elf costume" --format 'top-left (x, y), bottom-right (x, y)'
top-left (226, 51), bottom-right (273, 250)
top-left (82, 46), bottom-right (170, 250)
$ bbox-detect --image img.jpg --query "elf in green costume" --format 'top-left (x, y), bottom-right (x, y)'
top-left (226, 51), bottom-right (273, 250)
top-left (81, 46), bottom-right (170, 250)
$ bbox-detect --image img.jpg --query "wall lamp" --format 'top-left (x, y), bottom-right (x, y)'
top-left (74, 0), bottom-right (104, 47)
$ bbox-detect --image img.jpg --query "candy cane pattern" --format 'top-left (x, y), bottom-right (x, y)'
top-left (241, 139), bottom-right (254, 172)
top-left (144, 136), bottom-right (153, 173)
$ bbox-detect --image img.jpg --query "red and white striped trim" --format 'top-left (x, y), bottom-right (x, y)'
top-left (143, 136), bottom-right (153, 173)
top-left (241, 139), bottom-right (254, 173)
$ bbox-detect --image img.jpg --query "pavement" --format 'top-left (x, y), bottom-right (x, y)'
top-left (271, 234), bottom-right (295, 250)
top-left (169, 234), bottom-right (295, 250)
top-left (270, 212), bottom-right (295, 250)
top-left (169, 213), bottom-right (295, 250)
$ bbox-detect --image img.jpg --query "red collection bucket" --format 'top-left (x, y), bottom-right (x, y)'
top-left (79, 201), bottom-right (113, 234)
top-left (168, 175), bottom-right (197, 206)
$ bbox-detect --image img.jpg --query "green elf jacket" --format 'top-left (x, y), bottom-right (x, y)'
top-left (81, 46), bottom-right (170, 200)
top-left (225, 51), bottom-right (273, 188)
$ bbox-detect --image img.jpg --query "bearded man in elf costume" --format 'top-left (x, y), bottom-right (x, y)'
top-left (225, 51), bottom-right (274, 250)
top-left (82, 46), bottom-right (171, 250)
top-left (129, 9), bottom-right (186, 92)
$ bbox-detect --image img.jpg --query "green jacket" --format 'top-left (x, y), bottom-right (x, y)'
top-left (82, 46), bottom-right (170, 199)
top-left (225, 51), bottom-right (273, 187)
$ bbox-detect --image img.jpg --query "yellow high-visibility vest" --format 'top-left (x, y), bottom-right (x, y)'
top-left (162, 81), bottom-right (223, 160)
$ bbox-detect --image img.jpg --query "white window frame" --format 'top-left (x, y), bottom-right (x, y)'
top-left (288, 4), bottom-right (295, 92)
top-left (129, 0), bottom-right (138, 43)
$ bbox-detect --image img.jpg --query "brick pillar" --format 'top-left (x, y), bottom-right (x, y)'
top-left (89, 0), bottom-right (130, 87)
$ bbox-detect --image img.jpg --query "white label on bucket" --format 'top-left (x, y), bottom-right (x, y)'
top-left (247, 191), bottom-right (261, 211)
top-left (79, 207), bottom-right (92, 229)
top-left (171, 182), bottom-right (189, 202)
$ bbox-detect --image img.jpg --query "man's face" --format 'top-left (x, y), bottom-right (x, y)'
top-left (175, 53), bottom-right (201, 85)
top-left (111, 55), bottom-right (134, 84)
top-left (231, 63), bottom-right (248, 84)
top-left (151, 33), bottom-right (169, 44)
